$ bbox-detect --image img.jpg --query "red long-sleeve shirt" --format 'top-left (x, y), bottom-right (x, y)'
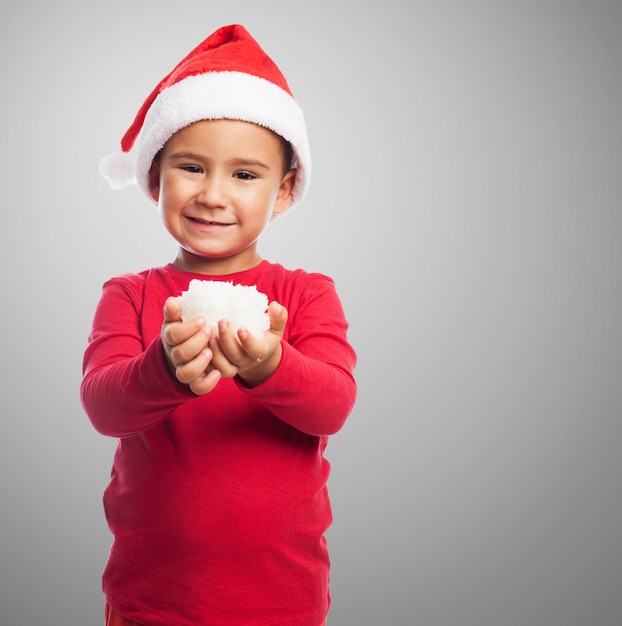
top-left (81, 261), bottom-right (357, 626)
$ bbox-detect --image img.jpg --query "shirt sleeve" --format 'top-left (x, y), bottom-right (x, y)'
top-left (80, 276), bottom-right (194, 438)
top-left (235, 273), bottom-right (357, 436)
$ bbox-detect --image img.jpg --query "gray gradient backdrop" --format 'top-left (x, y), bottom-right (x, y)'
top-left (1, 1), bottom-right (621, 625)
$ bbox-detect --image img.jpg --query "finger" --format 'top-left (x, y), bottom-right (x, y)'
top-left (236, 302), bottom-right (287, 348)
top-left (188, 369), bottom-right (222, 396)
top-left (175, 347), bottom-right (213, 385)
top-left (236, 327), bottom-right (262, 360)
top-left (208, 333), bottom-right (240, 378)
top-left (168, 328), bottom-right (211, 369)
top-left (163, 296), bottom-right (182, 323)
top-left (235, 302), bottom-right (287, 363)
top-left (268, 301), bottom-right (288, 336)
top-left (216, 320), bottom-right (244, 361)
top-left (162, 296), bottom-right (209, 347)
top-left (163, 315), bottom-right (208, 349)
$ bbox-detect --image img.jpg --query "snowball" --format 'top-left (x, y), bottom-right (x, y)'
top-left (177, 279), bottom-right (270, 338)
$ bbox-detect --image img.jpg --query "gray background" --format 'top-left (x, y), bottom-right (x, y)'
top-left (1, 1), bottom-right (621, 624)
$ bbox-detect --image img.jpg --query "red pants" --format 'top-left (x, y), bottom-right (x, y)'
top-left (105, 603), bottom-right (327, 625)
top-left (104, 604), bottom-right (143, 626)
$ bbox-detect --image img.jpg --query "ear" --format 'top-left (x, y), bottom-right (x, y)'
top-left (272, 169), bottom-right (296, 216)
top-left (148, 160), bottom-right (161, 202)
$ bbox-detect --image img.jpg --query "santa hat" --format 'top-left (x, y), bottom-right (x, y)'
top-left (100, 24), bottom-right (311, 215)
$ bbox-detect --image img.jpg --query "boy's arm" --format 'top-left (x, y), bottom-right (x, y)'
top-left (235, 276), bottom-right (357, 437)
top-left (236, 341), bottom-right (356, 436)
top-left (80, 279), bottom-right (194, 438)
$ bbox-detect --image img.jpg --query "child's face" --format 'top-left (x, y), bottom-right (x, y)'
top-left (149, 119), bottom-right (295, 275)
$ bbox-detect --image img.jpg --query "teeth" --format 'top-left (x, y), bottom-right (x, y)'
top-left (190, 217), bottom-right (228, 226)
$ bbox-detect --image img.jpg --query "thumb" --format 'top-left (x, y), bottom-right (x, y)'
top-left (163, 296), bottom-right (183, 323)
top-left (268, 301), bottom-right (288, 336)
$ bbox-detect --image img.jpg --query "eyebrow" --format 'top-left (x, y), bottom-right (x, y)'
top-left (230, 158), bottom-right (271, 171)
top-left (167, 151), bottom-right (202, 161)
top-left (167, 151), bottom-right (271, 170)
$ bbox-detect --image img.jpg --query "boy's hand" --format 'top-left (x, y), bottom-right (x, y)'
top-left (161, 296), bottom-right (222, 395)
top-left (208, 301), bottom-right (288, 387)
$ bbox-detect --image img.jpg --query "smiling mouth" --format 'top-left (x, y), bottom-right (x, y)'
top-left (189, 217), bottom-right (230, 226)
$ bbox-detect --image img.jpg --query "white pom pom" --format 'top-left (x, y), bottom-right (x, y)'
top-left (177, 280), bottom-right (270, 338)
top-left (99, 152), bottom-right (137, 189)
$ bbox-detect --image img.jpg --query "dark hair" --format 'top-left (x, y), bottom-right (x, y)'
top-left (277, 134), bottom-right (294, 176)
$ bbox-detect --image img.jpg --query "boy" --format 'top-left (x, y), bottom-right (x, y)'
top-left (81, 24), bottom-right (356, 626)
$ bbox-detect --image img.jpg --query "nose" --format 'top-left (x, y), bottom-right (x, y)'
top-left (197, 174), bottom-right (227, 208)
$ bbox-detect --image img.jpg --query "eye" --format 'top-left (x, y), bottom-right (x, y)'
top-left (180, 165), bottom-right (203, 174)
top-left (234, 171), bottom-right (256, 181)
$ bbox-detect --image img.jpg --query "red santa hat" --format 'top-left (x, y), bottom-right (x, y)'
top-left (100, 24), bottom-right (311, 214)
